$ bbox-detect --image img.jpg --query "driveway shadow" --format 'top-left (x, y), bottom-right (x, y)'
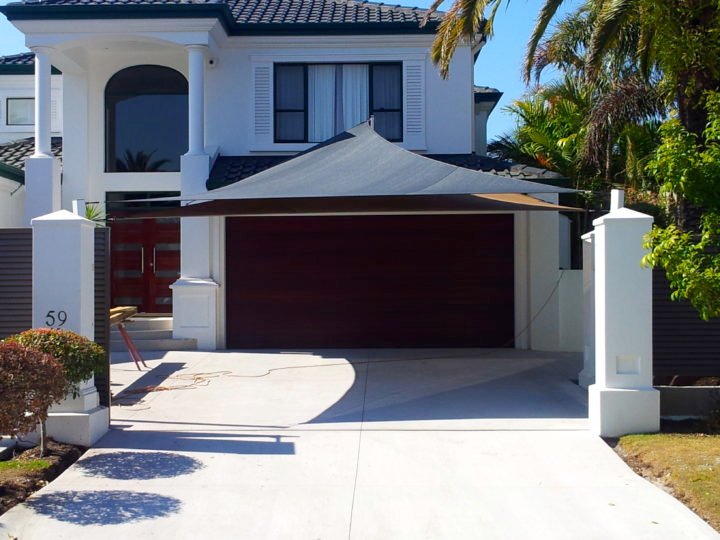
top-left (96, 430), bottom-right (296, 455)
top-left (76, 451), bottom-right (204, 480)
top-left (305, 350), bottom-right (587, 424)
top-left (26, 490), bottom-right (181, 525)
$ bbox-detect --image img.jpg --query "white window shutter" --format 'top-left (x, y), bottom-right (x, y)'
top-left (403, 60), bottom-right (426, 150)
top-left (251, 61), bottom-right (273, 148)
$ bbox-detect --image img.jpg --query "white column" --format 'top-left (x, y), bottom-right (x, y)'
top-left (32, 210), bottom-right (109, 446)
top-left (527, 193), bottom-right (561, 351)
top-left (24, 47), bottom-right (60, 225)
top-left (172, 44), bottom-right (219, 350)
top-left (589, 190), bottom-right (659, 437)
top-left (33, 47), bottom-right (52, 157)
top-left (186, 44), bottom-right (207, 156)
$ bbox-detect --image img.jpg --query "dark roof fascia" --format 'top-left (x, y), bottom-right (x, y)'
top-left (0, 162), bottom-right (24, 184)
top-left (0, 3), bottom-right (440, 36)
top-left (0, 64), bottom-right (62, 75)
top-left (0, 4), bottom-right (236, 34)
top-left (474, 91), bottom-right (503, 104)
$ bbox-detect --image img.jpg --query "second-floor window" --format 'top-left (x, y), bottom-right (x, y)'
top-left (274, 63), bottom-right (402, 144)
top-left (105, 65), bottom-right (188, 173)
top-left (6, 98), bottom-right (34, 126)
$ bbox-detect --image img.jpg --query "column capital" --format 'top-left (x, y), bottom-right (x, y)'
top-left (30, 46), bottom-right (54, 56)
top-left (185, 44), bottom-right (209, 53)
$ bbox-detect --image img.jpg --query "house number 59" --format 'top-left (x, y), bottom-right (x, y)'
top-left (45, 310), bottom-right (67, 328)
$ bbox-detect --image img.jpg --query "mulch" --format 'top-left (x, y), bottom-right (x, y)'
top-left (0, 439), bottom-right (85, 516)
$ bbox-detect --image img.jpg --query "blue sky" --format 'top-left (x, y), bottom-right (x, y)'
top-left (0, 0), bottom-right (580, 140)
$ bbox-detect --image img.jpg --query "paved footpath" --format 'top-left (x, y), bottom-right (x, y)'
top-left (1, 349), bottom-right (717, 539)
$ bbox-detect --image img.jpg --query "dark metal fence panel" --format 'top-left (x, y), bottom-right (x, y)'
top-left (0, 228), bottom-right (32, 339)
top-left (654, 269), bottom-right (720, 376)
top-left (94, 228), bottom-right (111, 407)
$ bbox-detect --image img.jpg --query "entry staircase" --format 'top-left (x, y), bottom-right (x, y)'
top-left (110, 315), bottom-right (197, 352)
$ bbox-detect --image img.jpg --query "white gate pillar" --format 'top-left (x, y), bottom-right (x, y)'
top-left (588, 191), bottom-right (659, 436)
top-left (32, 210), bottom-right (109, 446)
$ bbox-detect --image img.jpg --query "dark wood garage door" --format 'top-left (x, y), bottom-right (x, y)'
top-left (226, 215), bottom-right (514, 348)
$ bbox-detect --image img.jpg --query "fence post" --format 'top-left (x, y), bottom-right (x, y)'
top-left (588, 190), bottom-right (659, 436)
top-left (32, 209), bottom-right (109, 446)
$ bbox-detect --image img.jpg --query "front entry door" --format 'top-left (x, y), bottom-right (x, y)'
top-left (110, 217), bottom-right (180, 313)
top-left (107, 191), bottom-right (181, 313)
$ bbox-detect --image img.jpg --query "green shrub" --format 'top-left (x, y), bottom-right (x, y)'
top-left (0, 342), bottom-right (66, 442)
top-left (4, 329), bottom-right (105, 397)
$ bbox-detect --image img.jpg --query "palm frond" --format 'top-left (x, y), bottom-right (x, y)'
top-left (524, 0), bottom-right (567, 83)
top-left (585, 0), bottom-right (638, 79)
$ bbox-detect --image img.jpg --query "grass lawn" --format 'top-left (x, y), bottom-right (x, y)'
top-left (0, 458), bottom-right (51, 473)
top-left (618, 433), bottom-right (720, 531)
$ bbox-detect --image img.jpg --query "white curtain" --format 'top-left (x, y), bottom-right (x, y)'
top-left (342, 64), bottom-right (369, 130)
top-left (308, 65), bottom-right (336, 142)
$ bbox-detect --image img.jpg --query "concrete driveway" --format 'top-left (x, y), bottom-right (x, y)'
top-left (0, 349), bottom-right (717, 539)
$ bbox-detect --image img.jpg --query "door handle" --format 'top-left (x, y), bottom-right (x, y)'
top-left (140, 246), bottom-right (144, 274)
top-left (152, 247), bottom-right (156, 275)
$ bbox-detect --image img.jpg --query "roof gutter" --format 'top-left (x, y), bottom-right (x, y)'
top-left (0, 162), bottom-right (24, 184)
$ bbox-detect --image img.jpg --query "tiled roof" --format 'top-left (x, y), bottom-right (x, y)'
top-left (207, 153), bottom-right (566, 190)
top-left (428, 154), bottom-right (566, 182)
top-left (208, 155), bottom-right (290, 190)
top-left (2, 0), bottom-right (443, 27)
top-left (0, 52), bottom-right (62, 74)
top-left (0, 138), bottom-right (565, 188)
top-left (0, 52), bottom-right (35, 67)
top-left (0, 137), bottom-right (63, 183)
top-left (226, 0), bottom-right (439, 25)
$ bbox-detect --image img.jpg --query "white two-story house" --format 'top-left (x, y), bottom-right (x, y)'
top-left (0, 0), bottom-right (578, 353)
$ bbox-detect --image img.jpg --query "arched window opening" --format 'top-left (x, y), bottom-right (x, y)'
top-left (105, 65), bottom-right (188, 172)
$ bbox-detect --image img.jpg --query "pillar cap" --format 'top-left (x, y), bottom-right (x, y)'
top-left (31, 209), bottom-right (94, 227)
top-left (593, 206), bottom-right (654, 227)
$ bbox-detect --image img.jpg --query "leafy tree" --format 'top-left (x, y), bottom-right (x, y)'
top-left (0, 342), bottom-right (66, 456)
top-left (643, 92), bottom-right (720, 319)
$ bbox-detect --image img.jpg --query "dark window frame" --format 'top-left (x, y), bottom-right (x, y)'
top-left (273, 62), bottom-right (403, 144)
top-left (369, 63), bottom-right (403, 143)
top-left (6, 97), bottom-right (34, 126)
top-left (104, 64), bottom-right (188, 173)
top-left (273, 63), bottom-right (309, 143)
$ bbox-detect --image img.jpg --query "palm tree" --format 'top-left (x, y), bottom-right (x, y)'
top-left (425, 0), bottom-right (719, 136)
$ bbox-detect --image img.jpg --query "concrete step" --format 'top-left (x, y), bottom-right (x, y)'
top-left (110, 329), bottom-right (173, 340)
top-left (120, 316), bottom-right (173, 331)
top-left (110, 337), bottom-right (197, 352)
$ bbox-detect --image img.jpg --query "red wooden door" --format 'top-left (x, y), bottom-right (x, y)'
top-left (110, 217), bottom-right (180, 313)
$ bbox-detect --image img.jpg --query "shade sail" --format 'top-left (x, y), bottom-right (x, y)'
top-left (115, 193), bottom-right (579, 219)
top-left (141, 122), bottom-right (574, 204)
top-left (118, 121), bottom-right (581, 219)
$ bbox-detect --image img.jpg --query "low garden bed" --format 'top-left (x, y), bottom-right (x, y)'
top-left (0, 439), bottom-right (84, 517)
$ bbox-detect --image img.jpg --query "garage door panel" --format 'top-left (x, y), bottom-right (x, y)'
top-left (226, 215), bottom-right (514, 348)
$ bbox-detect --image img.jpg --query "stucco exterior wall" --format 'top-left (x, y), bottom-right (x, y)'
top-left (0, 179), bottom-right (24, 227)
top-left (0, 73), bottom-right (62, 144)
top-left (55, 33), bottom-right (474, 210)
